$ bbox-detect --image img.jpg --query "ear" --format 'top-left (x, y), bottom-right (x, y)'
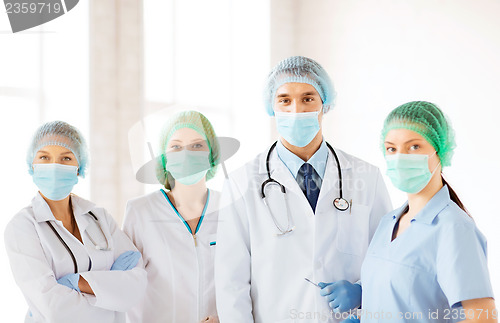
top-left (318, 110), bottom-right (324, 127)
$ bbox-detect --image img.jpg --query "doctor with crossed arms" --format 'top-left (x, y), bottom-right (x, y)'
top-left (214, 56), bottom-right (392, 322)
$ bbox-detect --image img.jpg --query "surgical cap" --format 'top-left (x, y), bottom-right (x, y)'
top-left (264, 56), bottom-right (335, 116)
top-left (381, 101), bottom-right (456, 167)
top-left (27, 120), bottom-right (89, 177)
top-left (156, 110), bottom-right (220, 189)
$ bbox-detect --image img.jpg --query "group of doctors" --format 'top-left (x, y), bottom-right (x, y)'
top-left (4, 56), bottom-right (496, 323)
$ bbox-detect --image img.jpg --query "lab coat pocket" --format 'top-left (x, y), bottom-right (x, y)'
top-left (207, 233), bottom-right (217, 259)
top-left (336, 203), bottom-right (370, 256)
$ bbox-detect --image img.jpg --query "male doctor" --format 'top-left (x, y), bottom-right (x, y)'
top-left (215, 56), bottom-right (392, 322)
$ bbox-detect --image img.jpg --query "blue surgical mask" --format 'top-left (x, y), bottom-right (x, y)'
top-left (166, 150), bottom-right (211, 186)
top-left (274, 111), bottom-right (320, 147)
top-left (385, 152), bottom-right (440, 194)
top-left (32, 164), bottom-right (79, 200)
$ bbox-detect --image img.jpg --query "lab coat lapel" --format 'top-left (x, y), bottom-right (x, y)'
top-left (71, 194), bottom-right (96, 232)
top-left (258, 146), bottom-right (311, 208)
top-left (32, 192), bottom-right (57, 222)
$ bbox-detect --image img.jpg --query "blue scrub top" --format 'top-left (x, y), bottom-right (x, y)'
top-left (360, 185), bottom-right (494, 322)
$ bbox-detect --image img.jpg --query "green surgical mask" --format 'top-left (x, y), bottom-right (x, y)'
top-left (385, 152), bottom-right (440, 194)
top-left (165, 150), bottom-right (211, 186)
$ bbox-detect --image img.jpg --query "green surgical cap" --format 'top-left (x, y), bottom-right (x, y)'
top-left (156, 110), bottom-right (220, 189)
top-left (381, 101), bottom-right (456, 167)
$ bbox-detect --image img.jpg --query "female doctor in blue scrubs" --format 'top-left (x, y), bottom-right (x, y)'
top-left (358, 101), bottom-right (496, 322)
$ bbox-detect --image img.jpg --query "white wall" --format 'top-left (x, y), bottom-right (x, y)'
top-left (281, 0), bottom-right (500, 296)
top-left (0, 3), bottom-right (89, 321)
top-left (141, 0), bottom-right (271, 193)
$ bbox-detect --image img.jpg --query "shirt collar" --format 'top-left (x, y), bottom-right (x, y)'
top-left (392, 185), bottom-right (451, 225)
top-left (32, 192), bottom-right (96, 223)
top-left (276, 139), bottom-right (328, 179)
top-left (32, 192), bottom-right (56, 222)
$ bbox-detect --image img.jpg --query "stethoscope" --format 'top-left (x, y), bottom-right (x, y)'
top-left (260, 141), bottom-right (350, 236)
top-left (46, 211), bottom-right (111, 274)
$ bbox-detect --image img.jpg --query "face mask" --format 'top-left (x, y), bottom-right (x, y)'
top-left (385, 152), bottom-right (441, 194)
top-left (274, 111), bottom-right (320, 147)
top-left (32, 164), bottom-right (79, 200)
top-left (166, 150), bottom-right (211, 186)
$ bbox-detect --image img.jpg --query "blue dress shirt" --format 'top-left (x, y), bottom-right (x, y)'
top-left (276, 139), bottom-right (328, 189)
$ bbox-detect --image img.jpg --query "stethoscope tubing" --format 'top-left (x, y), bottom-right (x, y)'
top-left (262, 140), bottom-right (347, 209)
top-left (45, 211), bottom-right (105, 274)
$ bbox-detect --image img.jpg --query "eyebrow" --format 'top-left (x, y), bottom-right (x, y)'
top-left (384, 139), bottom-right (423, 145)
top-left (276, 91), bottom-right (318, 98)
top-left (36, 150), bottom-right (72, 154)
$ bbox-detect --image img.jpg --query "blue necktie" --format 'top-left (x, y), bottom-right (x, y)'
top-left (298, 163), bottom-right (320, 212)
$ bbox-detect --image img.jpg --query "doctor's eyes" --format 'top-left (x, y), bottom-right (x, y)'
top-left (37, 156), bottom-right (72, 162)
top-left (385, 145), bottom-right (421, 154)
top-left (386, 147), bottom-right (396, 153)
top-left (169, 143), bottom-right (206, 150)
top-left (276, 97), bottom-right (316, 105)
top-left (191, 143), bottom-right (205, 149)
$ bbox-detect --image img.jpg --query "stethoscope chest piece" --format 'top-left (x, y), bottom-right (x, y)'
top-left (334, 198), bottom-right (349, 211)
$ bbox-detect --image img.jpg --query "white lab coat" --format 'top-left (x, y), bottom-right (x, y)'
top-left (214, 146), bottom-right (392, 323)
top-left (123, 188), bottom-right (220, 323)
top-left (4, 193), bottom-right (148, 323)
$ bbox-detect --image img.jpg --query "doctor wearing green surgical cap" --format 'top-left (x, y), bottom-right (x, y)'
top-left (355, 101), bottom-right (497, 323)
top-left (123, 111), bottom-right (221, 323)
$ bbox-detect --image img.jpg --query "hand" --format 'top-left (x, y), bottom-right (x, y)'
top-left (200, 316), bottom-right (219, 323)
top-left (111, 251), bottom-right (141, 271)
top-left (341, 314), bottom-right (360, 323)
top-left (57, 273), bottom-right (80, 292)
top-left (319, 280), bottom-right (361, 312)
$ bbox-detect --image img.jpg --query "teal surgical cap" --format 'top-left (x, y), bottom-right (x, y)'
top-left (264, 56), bottom-right (335, 116)
top-left (27, 120), bottom-right (89, 177)
top-left (381, 101), bottom-right (456, 167)
top-left (156, 110), bottom-right (220, 189)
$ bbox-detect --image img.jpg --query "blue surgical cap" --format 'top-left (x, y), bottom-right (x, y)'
top-left (27, 121), bottom-right (89, 177)
top-left (264, 56), bottom-right (335, 116)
